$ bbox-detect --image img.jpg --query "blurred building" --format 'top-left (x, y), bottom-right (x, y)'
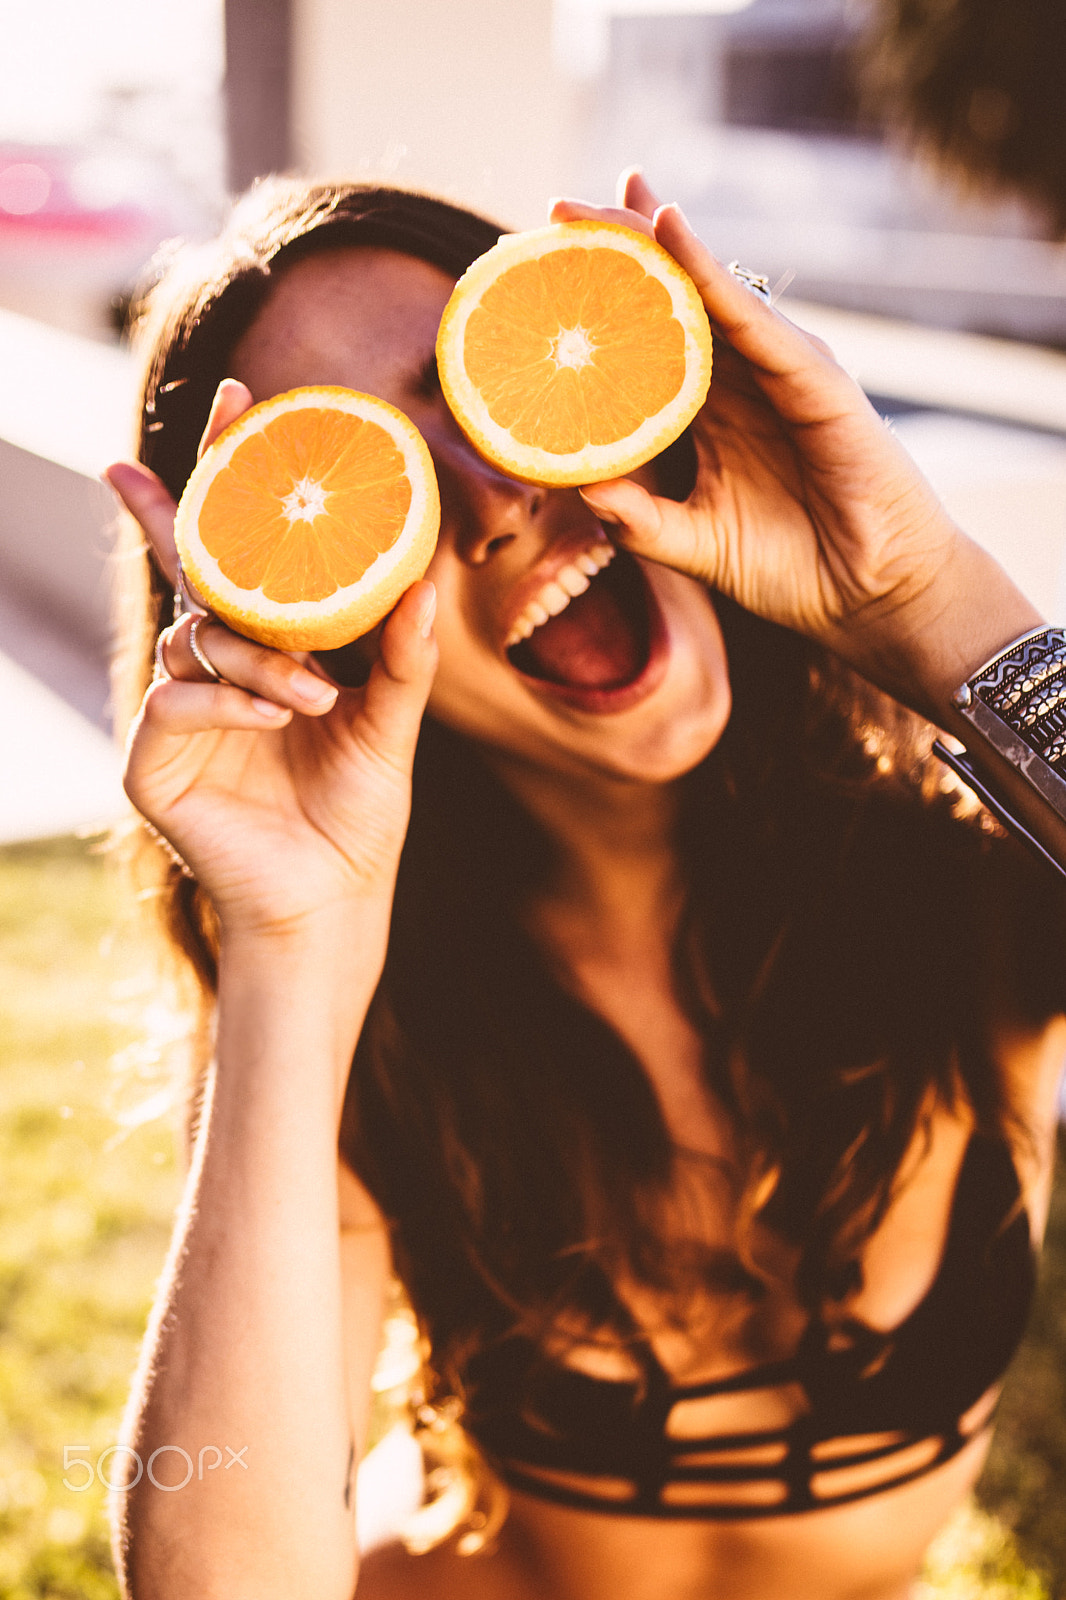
top-left (229, 0), bottom-right (585, 229)
top-left (0, 305), bottom-right (132, 838)
top-left (0, 4), bottom-right (225, 837)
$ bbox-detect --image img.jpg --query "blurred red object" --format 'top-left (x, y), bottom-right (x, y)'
top-left (0, 144), bottom-right (155, 243)
top-left (0, 142), bottom-right (187, 336)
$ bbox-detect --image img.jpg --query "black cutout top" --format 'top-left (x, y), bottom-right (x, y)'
top-left (461, 1135), bottom-right (1036, 1518)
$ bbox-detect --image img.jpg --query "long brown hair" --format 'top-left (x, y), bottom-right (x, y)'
top-left (118, 175), bottom-right (1066, 1412)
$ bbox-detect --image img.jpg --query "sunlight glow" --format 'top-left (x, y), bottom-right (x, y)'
top-left (0, 0), bottom-right (223, 144)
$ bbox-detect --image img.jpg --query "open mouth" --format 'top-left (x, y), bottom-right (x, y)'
top-left (506, 543), bottom-right (664, 704)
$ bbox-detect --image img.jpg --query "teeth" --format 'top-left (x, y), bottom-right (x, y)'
top-left (578, 544), bottom-right (615, 575)
top-left (541, 581), bottom-right (572, 616)
top-left (504, 540), bottom-right (615, 649)
top-left (557, 563), bottom-right (591, 599)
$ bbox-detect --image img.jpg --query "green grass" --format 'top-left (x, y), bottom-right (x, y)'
top-left (979, 1123), bottom-right (1066, 1597)
top-left (0, 837), bottom-right (182, 1599)
top-left (0, 836), bottom-right (1062, 1597)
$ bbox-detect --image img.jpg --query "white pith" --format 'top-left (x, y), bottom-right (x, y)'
top-left (281, 475), bottom-right (330, 524)
top-left (504, 539), bottom-right (615, 649)
top-left (552, 326), bottom-right (594, 370)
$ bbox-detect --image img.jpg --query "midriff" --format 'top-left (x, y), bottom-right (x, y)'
top-left (353, 1426), bottom-right (992, 1600)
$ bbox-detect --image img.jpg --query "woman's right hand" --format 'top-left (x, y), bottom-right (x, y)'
top-left (108, 380), bottom-right (438, 942)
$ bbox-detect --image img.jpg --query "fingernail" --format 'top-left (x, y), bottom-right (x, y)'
top-left (100, 463), bottom-right (131, 492)
top-left (295, 678), bottom-right (338, 710)
top-left (417, 584), bottom-right (437, 638)
top-left (653, 202), bottom-right (688, 228)
top-left (252, 698), bottom-right (291, 719)
top-left (578, 489), bottom-right (620, 525)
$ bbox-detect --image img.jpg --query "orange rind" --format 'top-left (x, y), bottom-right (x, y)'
top-left (173, 386), bottom-right (440, 651)
top-left (436, 220), bottom-right (713, 487)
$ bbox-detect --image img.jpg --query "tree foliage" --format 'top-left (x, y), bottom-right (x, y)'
top-left (864, 0), bottom-right (1066, 232)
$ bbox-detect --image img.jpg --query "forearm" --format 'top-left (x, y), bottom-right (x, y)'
top-left (115, 916), bottom-right (390, 1600)
top-left (855, 529), bottom-right (1066, 868)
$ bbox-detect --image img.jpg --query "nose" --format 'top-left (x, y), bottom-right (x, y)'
top-left (432, 429), bottom-right (546, 566)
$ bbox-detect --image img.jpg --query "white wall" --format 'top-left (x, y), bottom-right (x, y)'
top-left (0, 308), bottom-right (132, 837)
top-left (290, 0), bottom-right (589, 228)
top-left (0, 306), bottom-right (133, 725)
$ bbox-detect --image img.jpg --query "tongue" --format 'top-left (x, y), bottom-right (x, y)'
top-left (511, 569), bottom-right (645, 689)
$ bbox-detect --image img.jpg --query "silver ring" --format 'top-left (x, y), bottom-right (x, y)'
top-left (173, 558), bottom-right (206, 621)
top-left (188, 613), bottom-right (222, 682)
top-left (153, 630), bottom-right (170, 681)
top-left (727, 261), bottom-right (773, 303)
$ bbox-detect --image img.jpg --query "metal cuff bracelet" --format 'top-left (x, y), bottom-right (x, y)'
top-left (949, 625), bottom-right (1066, 824)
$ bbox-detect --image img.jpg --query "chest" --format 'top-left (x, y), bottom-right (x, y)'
top-left (561, 949), bottom-right (1023, 1386)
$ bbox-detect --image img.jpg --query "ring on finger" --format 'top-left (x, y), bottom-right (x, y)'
top-left (152, 631), bottom-right (171, 682)
top-left (188, 613), bottom-right (223, 682)
top-left (727, 261), bottom-right (773, 303)
top-left (173, 557), bottom-right (204, 621)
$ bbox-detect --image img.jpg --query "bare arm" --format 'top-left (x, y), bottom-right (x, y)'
top-left (116, 925), bottom-right (390, 1600)
top-left (108, 382), bottom-right (437, 1599)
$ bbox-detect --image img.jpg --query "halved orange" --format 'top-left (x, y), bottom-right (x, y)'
top-left (436, 220), bottom-right (713, 487)
top-left (173, 387), bottom-right (440, 651)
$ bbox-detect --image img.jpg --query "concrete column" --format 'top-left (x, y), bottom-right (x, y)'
top-left (224, 0), bottom-right (294, 190)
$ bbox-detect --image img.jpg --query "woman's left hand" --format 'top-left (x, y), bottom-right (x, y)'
top-left (552, 173), bottom-right (1041, 721)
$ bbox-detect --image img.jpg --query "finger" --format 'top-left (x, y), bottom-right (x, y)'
top-left (353, 581), bottom-right (439, 775)
top-left (104, 460), bottom-right (180, 585)
top-left (159, 613), bottom-right (341, 713)
top-left (198, 379), bottom-right (255, 459)
top-left (124, 679), bottom-right (291, 815)
top-left (616, 167), bottom-right (661, 218)
top-left (579, 480), bottom-right (716, 587)
top-left (800, 328), bottom-right (838, 362)
top-left (652, 204), bottom-right (787, 356)
top-left (548, 197), bottom-right (656, 241)
top-left (133, 676), bottom-right (292, 747)
top-left (652, 204), bottom-right (852, 408)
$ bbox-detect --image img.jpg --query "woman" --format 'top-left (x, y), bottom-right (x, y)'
top-left (107, 169), bottom-right (1066, 1600)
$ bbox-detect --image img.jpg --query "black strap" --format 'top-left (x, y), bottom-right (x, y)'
top-left (933, 739), bottom-right (1066, 883)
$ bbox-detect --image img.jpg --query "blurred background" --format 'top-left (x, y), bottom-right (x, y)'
top-left (2, 1), bottom-right (1066, 1595)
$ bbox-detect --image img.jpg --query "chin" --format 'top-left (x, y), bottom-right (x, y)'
top-left (580, 681), bottom-right (733, 786)
top-left (522, 641), bottom-right (733, 788)
top-left (430, 547), bottom-right (732, 786)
